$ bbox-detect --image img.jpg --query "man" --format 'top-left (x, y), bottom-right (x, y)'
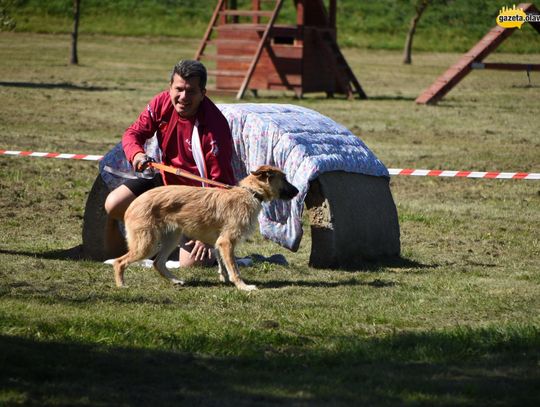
top-left (104, 60), bottom-right (236, 266)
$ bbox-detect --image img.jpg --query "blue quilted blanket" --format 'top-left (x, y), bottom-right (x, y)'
top-left (100, 103), bottom-right (388, 252)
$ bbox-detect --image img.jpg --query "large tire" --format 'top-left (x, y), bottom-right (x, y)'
top-left (305, 172), bottom-right (400, 269)
top-left (82, 175), bottom-right (125, 261)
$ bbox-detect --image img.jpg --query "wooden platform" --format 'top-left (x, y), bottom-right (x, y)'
top-left (196, 0), bottom-right (366, 99)
top-left (416, 3), bottom-right (540, 105)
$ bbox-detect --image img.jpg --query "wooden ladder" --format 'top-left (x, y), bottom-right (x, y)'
top-left (317, 29), bottom-right (367, 99)
top-left (416, 2), bottom-right (540, 104)
top-left (194, 0), bottom-right (284, 99)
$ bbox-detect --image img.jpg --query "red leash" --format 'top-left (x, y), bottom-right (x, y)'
top-left (150, 162), bottom-right (232, 189)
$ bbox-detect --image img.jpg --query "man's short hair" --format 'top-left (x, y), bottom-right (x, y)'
top-left (170, 60), bottom-right (207, 90)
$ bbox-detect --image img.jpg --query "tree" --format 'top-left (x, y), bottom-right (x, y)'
top-left (403, 0), bottom-right (430, 64)
top-left (0, 0), bottom-right (16, 31)
top-left (70, 0), bottom-right (81, 65)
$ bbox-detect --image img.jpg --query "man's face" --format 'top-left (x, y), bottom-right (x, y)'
top-left (169, 74), bottom-right (206, 118)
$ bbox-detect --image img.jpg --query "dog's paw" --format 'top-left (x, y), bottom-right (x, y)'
top-left (172, 279), bottom-right (185, 287)
top-left (240, 284), bottom-right (258, 292)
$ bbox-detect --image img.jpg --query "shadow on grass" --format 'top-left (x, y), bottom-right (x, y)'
top-left (0, 246), bottom-right (85, 261)
top-left (0, 81), bottom-right (135, 92)
top-left (240, 93), bottom-right (417, 102)
top-left (0, 327), bottom-right (538, 406)
top-left (0, 248), bottom-right (436, 293)
top-left (364, 95), bottom-right (417, 102)
top-left (321, 256), bottom-right (438, 273)
top-left (0, 248), bottom-right (434, 272)
top-left (184, 278), bottom-right (397, 290)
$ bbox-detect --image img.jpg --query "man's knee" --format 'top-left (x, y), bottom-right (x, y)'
top-left (104, 185), bottom-right (135, 219)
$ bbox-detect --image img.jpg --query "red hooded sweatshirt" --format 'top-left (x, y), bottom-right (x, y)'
top-left (122, 91), bottom-right (236, 187)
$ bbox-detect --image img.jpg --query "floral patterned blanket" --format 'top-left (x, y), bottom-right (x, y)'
top-left (99, 103), bottom-right (388, 251)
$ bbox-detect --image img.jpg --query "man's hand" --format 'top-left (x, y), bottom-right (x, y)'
top-left (132, 153), bottom-right (154, 172)
top-left (187, 240), bottom-right (213, 262)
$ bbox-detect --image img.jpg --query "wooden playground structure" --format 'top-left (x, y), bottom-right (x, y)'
top-left (194, 0), bottom-right (366, 99)
top-left (416, 2), bottom-right (540, 105)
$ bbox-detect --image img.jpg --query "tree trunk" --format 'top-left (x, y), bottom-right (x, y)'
top-left (403, 0), bottom-right (429, 65)
top-left (70, 0), bottom-right (81, 65)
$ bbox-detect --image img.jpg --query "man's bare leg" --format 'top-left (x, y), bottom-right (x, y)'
top-left (104, 185), bottom-right (137, 258)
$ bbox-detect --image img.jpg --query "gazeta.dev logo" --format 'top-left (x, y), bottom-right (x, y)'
top-left (496, 4), bottom-right (534, 28)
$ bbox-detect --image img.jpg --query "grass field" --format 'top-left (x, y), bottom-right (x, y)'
top-left (0, 32), bottom-right (539, 406)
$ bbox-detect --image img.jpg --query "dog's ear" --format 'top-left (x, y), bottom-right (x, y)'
top-left (251, 167), bottom-right (275, 181)
top-left (251, 169), bottom-right (269, 181)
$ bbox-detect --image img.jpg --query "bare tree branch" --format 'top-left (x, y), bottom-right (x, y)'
top-left (70, 0), bottom-right (81, 65)
top-left (403, 0), bottom-right (430, 64)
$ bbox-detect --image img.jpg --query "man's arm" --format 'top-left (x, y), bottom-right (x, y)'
top-left (122, 99), bottom-right (160, 165)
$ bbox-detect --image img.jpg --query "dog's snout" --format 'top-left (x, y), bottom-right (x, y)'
top-left (280, 181), bottom-right (299, 200)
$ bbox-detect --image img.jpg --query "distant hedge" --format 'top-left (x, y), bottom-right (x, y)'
top-left (7, 0), bottom-right (540, 53)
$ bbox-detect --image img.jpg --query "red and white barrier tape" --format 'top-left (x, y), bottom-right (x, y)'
top-left (1, 149), bottom-right (539, 180)
top-left (388, 168), bottom-right (540, 180)
top-left (0, 150), bottom-right (103, 161)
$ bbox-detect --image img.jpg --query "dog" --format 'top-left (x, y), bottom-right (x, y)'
top-left (113, 165), bottom-right (298, 291)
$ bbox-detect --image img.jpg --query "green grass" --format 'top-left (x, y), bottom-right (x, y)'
top-left (0, 32), bottom-right (539, 405)
top-left (4, 0), bottom-right (540, 53)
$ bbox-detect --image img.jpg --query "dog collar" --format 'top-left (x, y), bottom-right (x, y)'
top-left (241, 186), bottom-right (265, 202)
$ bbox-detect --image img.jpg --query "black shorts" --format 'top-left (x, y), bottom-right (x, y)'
top-left (123, 175), bottom-right (164, 197)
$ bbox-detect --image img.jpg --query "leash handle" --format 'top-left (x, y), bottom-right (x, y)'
top-left (150, 162), bottom-right (232, 189)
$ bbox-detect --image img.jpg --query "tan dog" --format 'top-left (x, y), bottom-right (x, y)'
top-left (113, 165), bottom-right (298, 291)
